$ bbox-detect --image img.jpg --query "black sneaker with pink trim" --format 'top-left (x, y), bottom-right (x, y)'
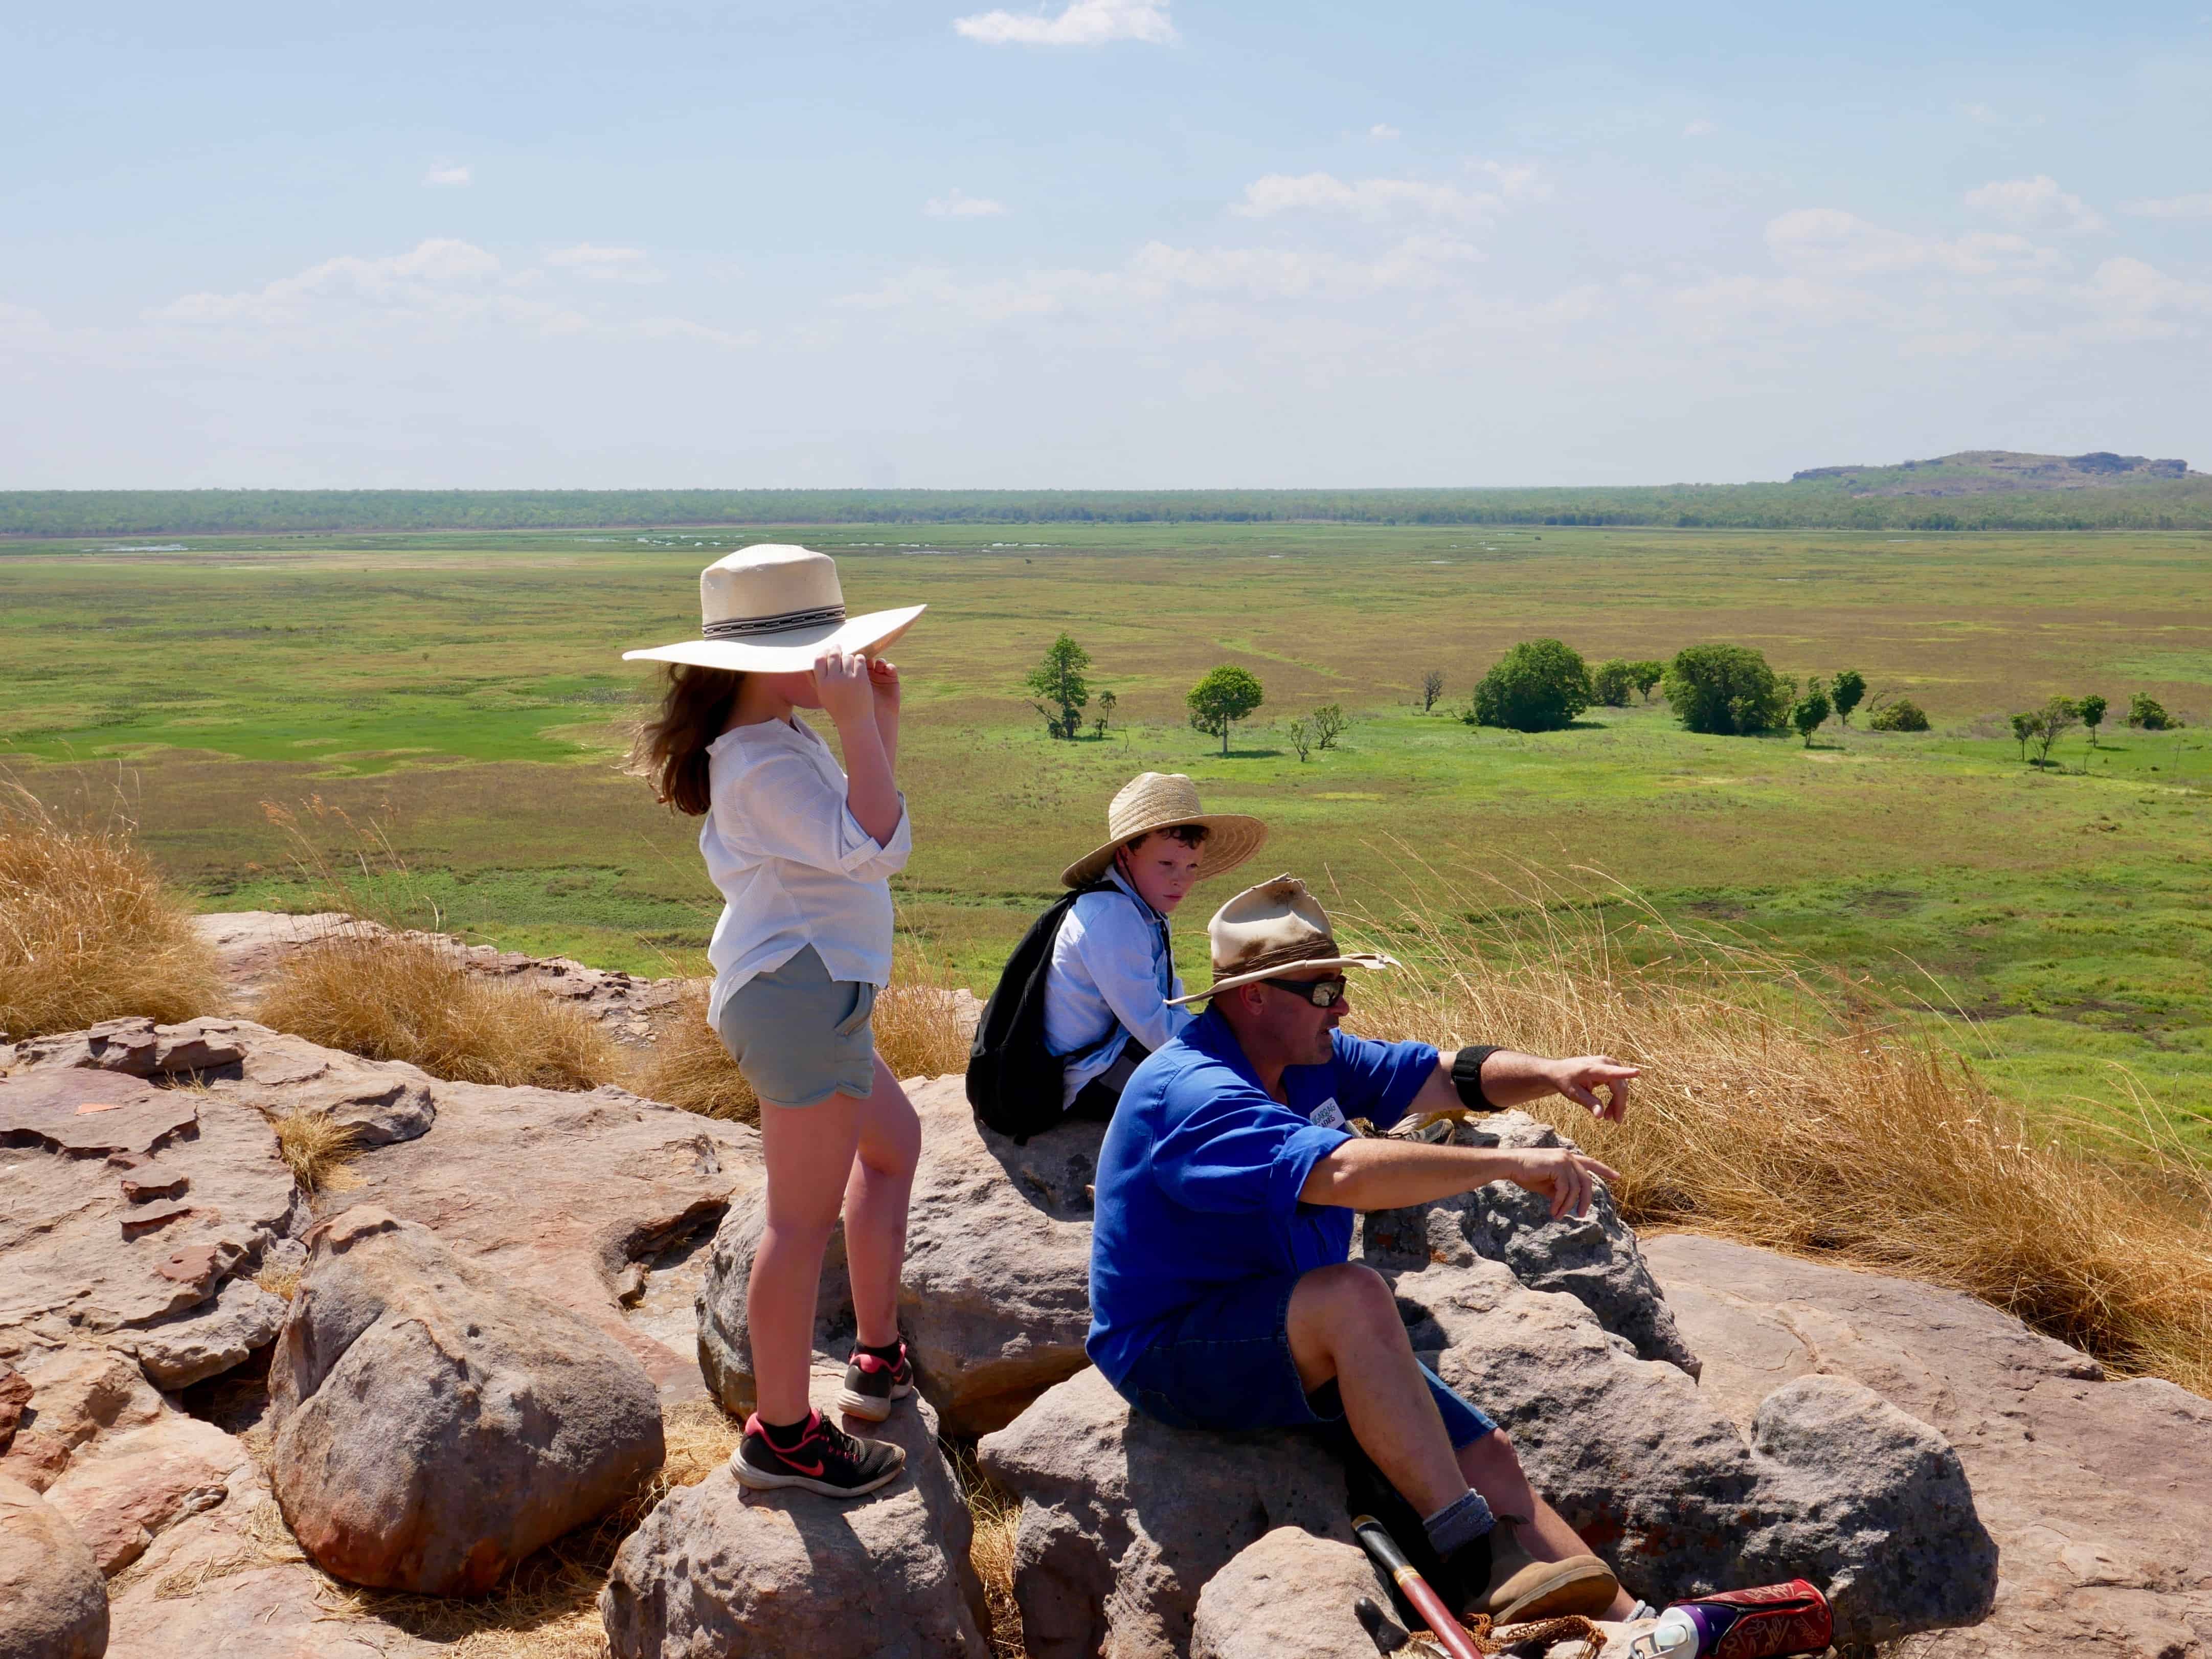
top-left (838, 1339), bottom-right (916, 1422)
top-left (732, 1410), bottom-right (906, 1499)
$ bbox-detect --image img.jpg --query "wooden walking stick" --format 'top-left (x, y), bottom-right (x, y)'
top-left (1352, 1513), bottom-right (1488, 1659)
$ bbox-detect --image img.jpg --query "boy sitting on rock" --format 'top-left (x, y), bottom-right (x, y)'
top-left (1086, 874), bottom-right (1644, 1625)
top-left (1041, 774), bottom-right (1264, 1121)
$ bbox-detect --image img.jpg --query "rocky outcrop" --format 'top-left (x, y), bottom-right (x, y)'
top-left (1647, 1232), bottom-right (2212, 1658)
top-left (40, 1410), bottom-right (251, 1576)
top-left (0, 1474), bottom-right (109, 1659)
top-left (1189, 1527), bottom-right (1387, 1659)
top-left (268, 1205), bottom-right (665, 1595)
top-left (601, 1368), bottom-right (987, 1659)
top-left (697, 1076), bottom-right (1101, 1434)
top-left (977, 1367), bottom-right (1355, 1659)
top-left (115, 1276), bottom-right (289, 1391)
top-left (0, 1348), bottom-right (166, 1493)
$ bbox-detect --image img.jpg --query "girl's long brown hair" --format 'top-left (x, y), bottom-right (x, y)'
top-left (629, 664), bottom-right (743, 816)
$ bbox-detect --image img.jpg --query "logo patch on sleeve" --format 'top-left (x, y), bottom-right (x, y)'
top-left (1308, 1098), bottom-right (1347, 1130)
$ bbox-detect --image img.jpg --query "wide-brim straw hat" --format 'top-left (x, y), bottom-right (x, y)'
top-left (622, 544), bottom-right (926, 672)
top-left (1165, 872), bottom-right (1396, 1006)
top-left (1060, 772), bottom-right (1268, 889)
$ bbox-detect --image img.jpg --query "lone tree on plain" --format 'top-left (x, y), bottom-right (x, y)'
top-left (1025, 634), bottom-right (1091, 740)
top-left (1312, 703), bottom-right (1348, 750)
top-left (1093, 688), bottom-right (1118, 740)
top-left (1631, 660), bottom-right (1665, 702)
top-left (1592, 659), bottom-right (1636, 707)
top-left (1830, 669), bottom-right (1867, 727)
top-left (2009, 711), bottom-right (2037, 760)
top-left (2030, 696), bottom-right (2079, 767)
top-left (1187, 665), bottom-right (1265, 756)
top-left (1470, 639), bottom-right (1594, 732)
top-left (2078, 693), bottom-right (2106, 748)
top-left (1421, 670), bottom-right (1446, 713)
top-left (1661, 643), bottom-right (1791, 736)
top-left (1286, 716), bottom-right (1314, 761)
top-left (1790, 680), bottom-right (1832, 747)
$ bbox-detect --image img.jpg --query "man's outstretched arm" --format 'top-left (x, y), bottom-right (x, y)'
top-left (1297, 1136), bottom-right (1618, 1219)
top-left (1403, 1047), bottom-right (1639, 1124)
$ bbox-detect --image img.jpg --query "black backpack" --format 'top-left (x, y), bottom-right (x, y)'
top-left (967, 880), bottom-right (1116, 1143)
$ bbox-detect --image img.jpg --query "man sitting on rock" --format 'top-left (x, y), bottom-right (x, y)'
top-left (1087, 875), bottom-right (1642, 1626)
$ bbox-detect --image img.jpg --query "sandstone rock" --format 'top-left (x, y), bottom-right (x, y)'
top-left (213, 1023), bottom-right (437, 1147)
top-left (268, 1205), bottom-right (665, 1595)
top-left (0, 1474), bottom-right (108, 1659)
top-left (0, 1348), bottom-right (166, 1492)
top-left (1, 1015), bottom-right (244, 1080)
top-left (601, 1368), bottom-right (987, 1659)
top-left (0, 1360), bottom-right (30, 1452)
top-left (1647, 1232), bottom-right (2212, 1659)
top-left (40, 1411), bottom-right (250, 1576)
top-left (0, 1065), bottom-right (304, 1359)
top-left (1190, 1528), bottom-right (1386, 1659)
top-left (977, 1367), bottom-right (1353, 1659)
top-left (697, 1077), bottom-right (1099, 1433)
top-left (118, 1276), bottom-right (289, 1390)
top-left (1364, 1111), bottom-right (1699, 1376)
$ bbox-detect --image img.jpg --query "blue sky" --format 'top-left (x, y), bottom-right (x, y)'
top-left (5, 1), bottom-right (2210, 488)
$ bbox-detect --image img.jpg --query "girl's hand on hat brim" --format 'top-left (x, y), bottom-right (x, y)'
top-left (868, 657), bottom-right (901, 711)
top-left (815, 649), bottom-right (875, 725)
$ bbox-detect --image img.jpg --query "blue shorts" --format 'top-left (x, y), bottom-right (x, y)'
top-left (1110, 1271), bottom-right (1496, 1450)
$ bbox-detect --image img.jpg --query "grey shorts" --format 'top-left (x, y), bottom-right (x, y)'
top-left (714, 946), bottom-right (878, 1108)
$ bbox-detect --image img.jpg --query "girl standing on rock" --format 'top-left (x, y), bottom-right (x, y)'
top-left (626, 545), bottom-right (926, 1498)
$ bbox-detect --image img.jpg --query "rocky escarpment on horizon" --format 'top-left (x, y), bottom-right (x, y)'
top-left (1791, 449), bottom-right (2198, 496)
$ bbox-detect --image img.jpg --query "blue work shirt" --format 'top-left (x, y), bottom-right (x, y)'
top-left (1085, 1005), bottom-right (1440, 1388)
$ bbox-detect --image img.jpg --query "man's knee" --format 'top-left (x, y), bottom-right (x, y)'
top-left (1297, 1263), bottom-right (1407, 1343)
top-left (1459, 1427), bottom-right (1536, 1499)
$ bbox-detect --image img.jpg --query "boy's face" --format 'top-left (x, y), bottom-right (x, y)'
top-left (1116, 832), bottom-right (1203, 914)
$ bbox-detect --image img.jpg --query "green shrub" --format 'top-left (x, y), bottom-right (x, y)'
top-left (1661, 644), bottom-right (1790, 735)
top-left (1869, 699), bottom-right (1929, 732)
top-left (1830, 669), bottom-right (1866, 726)
top-left (1470, 639), bottom-right (1593, 732)
top-left (1592, 659), bottom-right (1636, 706)
top-left (2128, 693), bottom-right (2172, 730)
top-left (1790, 682), bottom-right (1832, 746)
top-left (1631, 660), bottom-right (1665, 701)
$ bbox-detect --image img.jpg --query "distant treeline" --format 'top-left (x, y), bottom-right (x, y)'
top-left (7, 481), bottom-right (2212, 536)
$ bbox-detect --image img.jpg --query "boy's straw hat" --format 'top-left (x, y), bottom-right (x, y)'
top-left (622, 545), bottom-right (925, 672)
top-left (1165, 873), bottom-right (1396, 1005)
top-left (1060, 773), bottom-right (1268, 888)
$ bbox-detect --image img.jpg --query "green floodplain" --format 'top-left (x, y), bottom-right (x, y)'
top-left (4, 521), bottom-right (2208, 1154)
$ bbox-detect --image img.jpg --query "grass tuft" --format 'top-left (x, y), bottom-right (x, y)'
top-left (0, 779), bottom-right (223, 1042)
top-left (947, 1441), bottom-right (1027, 1659)
top-left (1344, 862), bottom-right (2212, 1397)
top-left (256, 928), bottom-right (618, 1091)
top-left (269, 1107), bottom-right (366, 1195)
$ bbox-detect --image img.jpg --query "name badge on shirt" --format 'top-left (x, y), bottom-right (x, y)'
top-left (1308, 1098), bottom-right (1347, 1130)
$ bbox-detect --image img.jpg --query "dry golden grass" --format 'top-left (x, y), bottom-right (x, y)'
top-left (256, 927), bottom-right (619, 1091)
top-left (0, 780), bottom-right (222, 1041)
top-left (269, 1107), bottom-right (366, 1195)
top-left (948, 1442), bottom-right (1028, 1659)
top-left (630, 938), bottom-right (977, 1123)
top-left (1343, 863), bottom-right (2212, 1397)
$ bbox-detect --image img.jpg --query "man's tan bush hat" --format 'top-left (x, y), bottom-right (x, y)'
top-left (1060, 773), bottom-right (1268, 888)
top-left (622, 544), bottom-right (925, 672)
top-left (1165, 873), bottom-right (1397, 1006)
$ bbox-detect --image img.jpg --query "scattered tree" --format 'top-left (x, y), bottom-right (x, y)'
top-left (1868, 699), bottom-right (1928, 732)
top-left (2029, 696), bottom-right (2078, 767)
top-left (1661, 643), bottom-right (1790, 736)
top-left (1631, 660), bottom-right (1666, 701)
top-left (1025, 634), bottom-right (1091, 740)
top-left (1092, 688), bottom-right (1118, 740)
top-left (1286, 717), bottom-right (1314, 762)
top-left (2008, 711), bottom-right (2037, 760)
top-left (2128, 692), bottom-right (2172, 730)
top-left (2078, 693), bottom-right (2106, 748)
top-left (1592, 659), bottom-right (1636, 707)
top-left (1790, 680), bottom-right (1832, 747)
top-left (1470, 639), bottom-right (1594, 733)
top-left (1420, 670), bottom-right (1446, 713)
top-left (1830, 669), bottom-right (1866, 727)
top-left (1312, 703), bottom-right (1349, 750)
top-left (1186, 665), bottom-right (1266, 756)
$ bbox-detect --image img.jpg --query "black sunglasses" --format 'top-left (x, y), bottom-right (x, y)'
top-left (1258, 974), bottom-right (1349, 1008)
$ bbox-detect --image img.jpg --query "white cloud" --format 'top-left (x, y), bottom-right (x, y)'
top-left (1231, 172), bottom-right (1502, 223)
top-left (422, 161), bottom-right (471, 188)
top-left (1369, 123), bottom-right (1401, 141)
top-left (926, 189), bottom-right (1010, 218)
top-left (154, 238), bottom-right (505, 324)
top-left (2121, 192), bottom-right (2212, 219)
top-left (546, 243), bottom-right (664, 283)
top-left (1765, 208), bottom-right (2059, 278)
top-left (1683, 118), bottom-right (1717, 137)
top-left (2082, 256), bottom-right (2212, 316)
top-left (1965, 175), bottom-right (2106, 234)
top-left (953, 0), bottom-right (1175, 47)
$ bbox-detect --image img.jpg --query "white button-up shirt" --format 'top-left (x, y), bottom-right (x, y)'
top-left (701, 716), bottom-right (912, 1025)
top-left (1042, 865), bottom-right (1193, 1106)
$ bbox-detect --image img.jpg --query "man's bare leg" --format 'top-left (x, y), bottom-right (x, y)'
top-left (1459, 1433), bottom-right (1636, 1621)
